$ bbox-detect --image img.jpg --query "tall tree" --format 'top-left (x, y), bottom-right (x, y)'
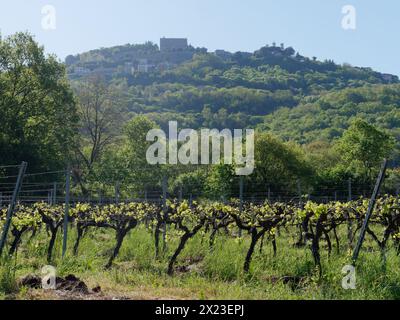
top-left (336, 119), bottom-right (395, 182)
top-left (254, 132), bottom-right (313, 191)
top-left (73, 75), bottom-right (124, 195)
top-left (0, 32), bottom-right (77, 172)
top-left (123, 115), bottom-right (164, 189)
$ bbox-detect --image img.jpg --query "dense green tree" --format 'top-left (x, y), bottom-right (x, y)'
top-left (123, 115), bottom-right (165, 189)
top-left (204, 164), bottom-right (235, 200)
top-left (170, 170), bottom-right (207, 198)
top-left (253, 133), bottom-right (313, 192)
top-left (335, 119), bottom-right (395, 182)
top-left (0, 32), bottom-right (77, 172)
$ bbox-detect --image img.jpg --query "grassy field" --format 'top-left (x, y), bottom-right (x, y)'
top-left (1, 224), bottom-right (400, 300)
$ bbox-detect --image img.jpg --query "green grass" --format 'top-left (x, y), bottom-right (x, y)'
top-left (1, 224), bottom-right (400, 300)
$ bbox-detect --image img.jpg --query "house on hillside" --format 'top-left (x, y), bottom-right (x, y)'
top-left (137, 59), bottom-right (155, 73)
top-left (381, 73), bottom-right (398, 83)
top-left (73, 66), bottom-right (90, 76)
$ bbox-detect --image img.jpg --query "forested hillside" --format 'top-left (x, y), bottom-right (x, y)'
top-left (2, 33), bottom-right (399, 200)
top-left (260, 84), bottom-right (400, 143)
top-left (67, 43), bottom-right (399, 134)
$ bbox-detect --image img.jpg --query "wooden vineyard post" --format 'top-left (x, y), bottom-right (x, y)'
top-left (162, 176), bottom-right (167, 252)
top-left (346, 177), bottom-right (354, 249)
top-left (352, 159), bottom-right (388, 264)
top-left (239, 176), bottom-right (244, 237)
top-left (98, 190), bottom-right (102, 205)
top-left (297, 179), bottom-right (302, 205)
top-left (348, 178), bottom-right (352, 201)
top-left (62, 167), bottom-right (71, 258)
top-left (115, 182), bottom-right (120, 204)
top-left (0, 161), bottom-right (27, 256)
top-left (179, 186), bottom-right (183, 203)
top-left (53, 182), bottom-right (57, 205)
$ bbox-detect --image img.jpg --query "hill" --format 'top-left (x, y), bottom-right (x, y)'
top-left (260, 84), bottom-right (400, 143)
top-left (66, 41), bottom-right (399, 136)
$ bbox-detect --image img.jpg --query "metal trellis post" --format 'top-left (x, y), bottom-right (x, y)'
top-left (0, 161), bottom-right (27, 256)
top-left (115, 182), bottom-right (120, 204)
top-left (352, 159), bottom-right (388, 264)
top-left (239, 176), bottom-right (244, 237)
top-left (297, 179), bottom-right (302, 205)
top-left (62, 167), bottom-right (71, 258)
top-left (179, 186), bottom-right (183, 202)
top-left (53, 182), bottom-right (57, 205)
top-left (162, 176), bottom-right (167, 252)
top-left (348, 178), bottom-right (352, 201)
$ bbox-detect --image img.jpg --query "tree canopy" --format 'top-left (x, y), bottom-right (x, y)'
top-left (0, 32), bottom-right (77, 172)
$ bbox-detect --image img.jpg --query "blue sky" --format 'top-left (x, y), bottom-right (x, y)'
top-left (1, 0), bottom-right (399, 75)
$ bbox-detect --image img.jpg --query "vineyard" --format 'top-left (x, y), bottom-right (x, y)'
top-left (1, 194), bottom-right (400, 299)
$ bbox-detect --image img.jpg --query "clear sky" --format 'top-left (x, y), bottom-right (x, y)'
top-left (1, 0), bottom-right (399, 75)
